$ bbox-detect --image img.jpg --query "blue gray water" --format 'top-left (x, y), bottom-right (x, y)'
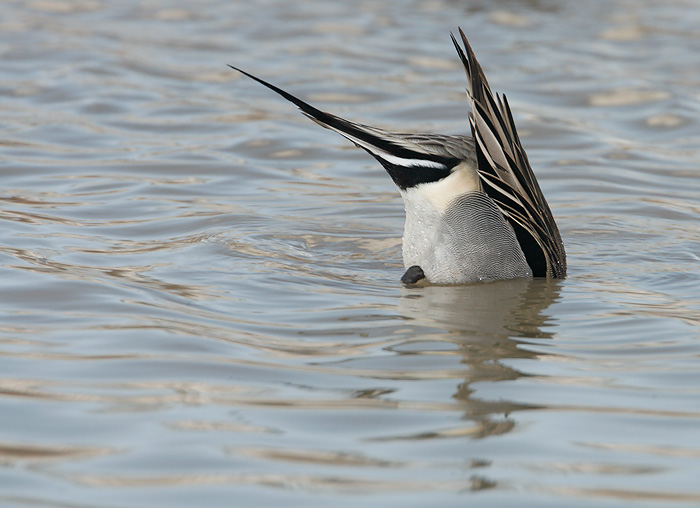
top-left (1, 0), bottom-right (700, 506)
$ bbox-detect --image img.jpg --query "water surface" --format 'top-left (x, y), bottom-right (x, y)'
top-left (1, 0), bottom-right (700, 506)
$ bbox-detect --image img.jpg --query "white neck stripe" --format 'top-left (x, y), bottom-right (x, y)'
top-left (326, 128), bottom-right (449, 170)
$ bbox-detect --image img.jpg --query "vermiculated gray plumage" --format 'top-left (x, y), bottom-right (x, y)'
top-left (401, 185), bottom-right (531, 283)
top-left (229, 28), bottom-right (566, 284)
top-left (440, 192), bottom-right (532, 282)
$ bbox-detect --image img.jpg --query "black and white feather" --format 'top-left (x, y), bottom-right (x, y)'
top-left (450, 28), bottom-right (566, 278)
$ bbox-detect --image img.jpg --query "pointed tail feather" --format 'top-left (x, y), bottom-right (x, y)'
top-left (228, 65), bottom-right (458, 188)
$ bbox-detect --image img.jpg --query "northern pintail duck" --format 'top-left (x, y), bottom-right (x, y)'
top-left (230, 28), bottom-right (566, 284)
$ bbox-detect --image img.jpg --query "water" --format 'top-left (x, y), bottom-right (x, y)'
top-left (1, 0), bottom-right (699, 506)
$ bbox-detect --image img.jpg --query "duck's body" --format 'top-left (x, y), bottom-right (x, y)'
top-left (230, 28), bottom-right (566, 284)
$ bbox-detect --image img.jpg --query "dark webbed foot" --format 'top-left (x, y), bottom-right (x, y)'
top-left (401, 265), bottom-right (425, 284)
